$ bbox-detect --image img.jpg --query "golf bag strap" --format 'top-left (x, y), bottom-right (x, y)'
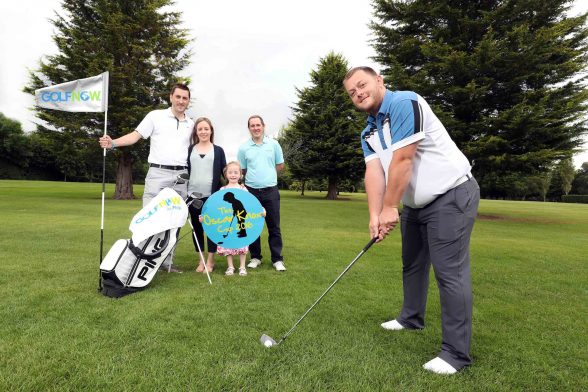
top-left (128, 230), bottom-right (171, 261)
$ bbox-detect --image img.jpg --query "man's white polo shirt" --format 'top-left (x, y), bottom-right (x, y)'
top-left (136, 107), bottom-right (194, 166)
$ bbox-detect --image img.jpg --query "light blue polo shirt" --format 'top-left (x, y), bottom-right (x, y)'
top-left (237, 136), bottom-right (284, 188)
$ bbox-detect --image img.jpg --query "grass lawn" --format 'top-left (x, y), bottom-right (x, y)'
top-left (0, 180), bottom-right (586, 391)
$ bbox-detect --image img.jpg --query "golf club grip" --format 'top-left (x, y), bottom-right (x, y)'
top-left (363, 237), bottom-right (378, 252)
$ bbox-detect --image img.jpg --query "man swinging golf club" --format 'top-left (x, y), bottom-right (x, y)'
top-left (343, 66), bottom-right (480, 374)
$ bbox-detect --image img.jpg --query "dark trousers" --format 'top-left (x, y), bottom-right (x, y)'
top-left (246, 186), bottom-right (283, 263)
top-left (398, 178), bottom-right (480, 370)
top-left (188, 197), bottom-right (217, 255)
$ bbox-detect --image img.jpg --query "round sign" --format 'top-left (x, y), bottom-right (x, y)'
top-left (201, 188), bottom-right (265, 249)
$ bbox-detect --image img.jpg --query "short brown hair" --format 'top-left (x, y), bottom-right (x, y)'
top-left (247, 115), bottom-right (265, 128)
top-left (192, 117), bottom-right (214, 144)
top-left (170, 83), bottom-right (190, 98)
top-left (343, 66), bottom-right (378, 83)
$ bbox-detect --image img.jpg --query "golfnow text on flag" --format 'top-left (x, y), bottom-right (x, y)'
top-left (34, 72), bottom-right (108, 112)
top-left (39, 90), bottom-right (102, 103)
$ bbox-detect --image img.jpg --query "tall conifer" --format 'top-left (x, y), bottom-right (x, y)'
top-left (286, 52), bottom-right (365, 200)
top-left (370, 0), bottom-right (588, 197)
top-left (26, 0), bottom-right (191, 198)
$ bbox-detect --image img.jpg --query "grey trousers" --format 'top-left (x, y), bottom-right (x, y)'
top-left (143, 167), bottom-right (188, 267)
top-left (398, 177), bottom-right (479, 370)
top-left (143, 167), bottom-right (188, 206)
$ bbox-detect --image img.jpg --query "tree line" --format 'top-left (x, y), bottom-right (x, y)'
top-left (2, 0), bottom-right (587, 201)
top-left (2, 109), bottom-right (587, 200)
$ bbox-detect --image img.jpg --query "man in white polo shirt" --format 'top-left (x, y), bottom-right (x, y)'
top-left (99, 83), bottom-right (194, 273)
top-left (344, 67), bottom-right (480, 375)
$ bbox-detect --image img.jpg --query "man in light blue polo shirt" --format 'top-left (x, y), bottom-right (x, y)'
top-left (237, 115), bottom-right (286, 272)
top-left (344, 66), bottom-right (480, 375)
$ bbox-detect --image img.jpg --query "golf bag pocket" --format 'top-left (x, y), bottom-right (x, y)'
top-left (100, 229), bottom-right (178, 296)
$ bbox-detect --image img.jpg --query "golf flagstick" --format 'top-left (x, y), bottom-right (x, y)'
top-left (260, 237), bottom-right (378, 347)
top-left (98, 107), bottom-right (108, 291)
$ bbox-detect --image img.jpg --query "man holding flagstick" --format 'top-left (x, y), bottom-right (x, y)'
top-left (99, 83), bottom-right (194, 273)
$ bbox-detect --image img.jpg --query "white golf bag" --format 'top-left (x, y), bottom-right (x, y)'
top-left (100, 187), bottom-right (188, 298)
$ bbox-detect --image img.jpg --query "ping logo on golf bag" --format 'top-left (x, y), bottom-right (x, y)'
top-left (136, 236), bottom-right (167, 281)
top-left (137, 259), bottom-right (158, 281)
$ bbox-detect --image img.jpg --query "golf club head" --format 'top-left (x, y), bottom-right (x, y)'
top-left (175, 172), bottom-right (190, 185)
top-left (186, 192), bottom-right (204, 208)
top-left (260, 334), bottom-right (278, 348)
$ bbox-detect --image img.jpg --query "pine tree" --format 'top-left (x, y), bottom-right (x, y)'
top-left (25, 0), bottom-right (191, 198)
top-left (286, 52), bottom-right (365, 200)
top-left (571, 162), bottom-right (588, 194)
top-left (370, 0), bottom-right (588, 198)
top-left (0, 113), bottom-right (31, 177)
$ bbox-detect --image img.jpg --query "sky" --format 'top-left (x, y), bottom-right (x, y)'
top-left (0, 0), bottom-right (586, 166)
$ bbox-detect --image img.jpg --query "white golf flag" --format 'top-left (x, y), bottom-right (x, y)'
top-left (35, 72), bottom-right (109, 112)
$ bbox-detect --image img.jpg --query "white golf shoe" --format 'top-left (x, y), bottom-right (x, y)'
top-left (273, 261), bottom-right (286, 271)
top-left (381, 319), bottom-right (405, 330)
top-left (247, 258), bottom-right (262, 268)
top-left (423, 357), bottom-right (457, 375)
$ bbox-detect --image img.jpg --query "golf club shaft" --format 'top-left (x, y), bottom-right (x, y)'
top-left (188, 217), bottom-right (212, 284)
top-left (279, 237), bottom-right (377, 343)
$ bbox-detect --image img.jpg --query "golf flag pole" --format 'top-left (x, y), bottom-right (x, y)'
top-left (100, 103), bottom-right (109, 290)
top-left (35, 71), bottom-right (109, 291)
top-left (99, 72), bottom-right (109, 291)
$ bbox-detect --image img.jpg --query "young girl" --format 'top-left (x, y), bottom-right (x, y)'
top-left (217, 161), bottom-right (250, 276)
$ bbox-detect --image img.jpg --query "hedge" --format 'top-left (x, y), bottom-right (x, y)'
top-left (562, 194), bottom-right (588, 203)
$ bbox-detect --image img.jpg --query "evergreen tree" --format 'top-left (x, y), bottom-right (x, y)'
top-left (0, 113), bottom-right (31, 178)
top-left (370, 0), bottom-right (588, 198)
top-left (570, 162), bottom-right (588, 194)
top-left (286, 52), bottom-right (365, 200)
top-left (25, 0), bottom-right (191, 198)
top-left (0, 113), bottom-right (29, 168)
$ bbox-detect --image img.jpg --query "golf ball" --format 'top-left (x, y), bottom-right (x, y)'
top-left (264, 340), bottom-right (273, 347)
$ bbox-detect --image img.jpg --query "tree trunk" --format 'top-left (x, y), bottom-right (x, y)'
top-left (114, 150), bottom-right (135, 200)
top-left (301, 180), bottom-right (305, 196)
top-left (326, 179), bottom-right (337, 200)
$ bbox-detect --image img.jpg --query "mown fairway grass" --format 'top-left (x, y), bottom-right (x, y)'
top-left (0, 180), bottom-right (586, 391)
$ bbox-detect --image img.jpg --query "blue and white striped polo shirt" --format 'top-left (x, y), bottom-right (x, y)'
top-left (361, 90), bottom-right (471, 208)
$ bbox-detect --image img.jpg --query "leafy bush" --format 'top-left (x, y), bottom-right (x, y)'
top-left (562, 195), bottom-right (588, 204)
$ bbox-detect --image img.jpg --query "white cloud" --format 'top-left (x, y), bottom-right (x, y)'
top-left (0, 0), bottom-right (378, 162)
top-left (1, 0), bottom-right (586, 166)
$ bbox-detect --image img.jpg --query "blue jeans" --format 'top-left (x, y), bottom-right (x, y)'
top-left (246, 186), bottom-right (283, 263)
